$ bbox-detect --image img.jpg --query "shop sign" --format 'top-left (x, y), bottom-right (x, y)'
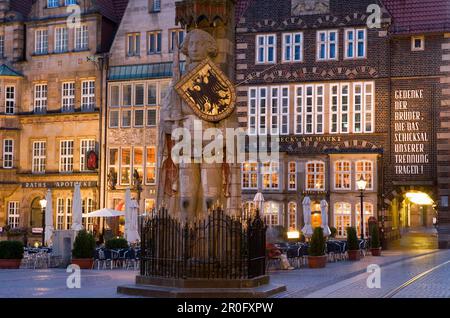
top-left (23, 181), bottom-right (98, 189)
top-left (32, 228), bottom-right (43, 234)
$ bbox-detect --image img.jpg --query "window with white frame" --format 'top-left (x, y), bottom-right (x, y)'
top-left (147, 83), bottom-right (157, 105)
top-left (356, 160), bottom-right (373, 190)
top-left (56, 198), bottom-right (65, 230)
top-left (82, 198), bottom-right (94, 231)
top-left (345, 29), bottom-right (366, 59)
top-left (121, 148), bottom-right (131, 185)
top-left (123, 84), bottom-right (132, 106)
top-left (169, 29), bottom-right (185, 52)
top-left (334, 202), bottom-right (351, 238)
top-left (150, 0), bottom-right (161, 12)
top-left (80, 139), bottom-right (95, 171)
top-left (5, 86), bottom-right (15, 114)
top-left (3, 139), bottom-right (13, 168)
top-left (108, 148), bottom-right (118, 183)
top-left (47, 0), bottom-right (59, 8)
top-left (353, 82), bottom-right (374, 133)
top-left (34, 84), bottom-right (48, 113)
top-left (334, 160), bottom-right (351, 190)
top-left (288, 202), bottom-right (297, 230)
top-left (411, 36), bottom-right (425, 51)
top-left (262, 161), bottom-right (279, 190)
top-left (60, 140), bottom-right (74, 172)
top-left (280, 87), bottom-right (289, 135)
top-left (147, 109), bottom-right (157, 126)
top-left (258, 87), bottom-right (267, 135)
top-left (55, 27), bottom-right (68, 53)
top-left (364, 82), bottom-right (374, 133)
top-left (65, 198), bottom-right (72, 230)
top-left (356, 202), bottom-right (374, 238)
top-left (135, 84), bottom-right (144, 106)
top-left (288, 161), bottom-right (297, 190)
top-left (134, 109), bottom-right (144, 127)
top-left (317, 30), bottom-right (338, 60)
top-left (341, 84), bottom-right (349, 133)
top-left (256, 34), bottom-right (276, 64)
top-left (75, 25), bottom-right (88, 50)
top-left (32, 141), bottom-right (46, 173)
top-left (241, 161), bottom-right (258, 189)
top-left (35, 29), bottom-right (48, 54)
top-left (305, 85), bottom-right (314, 134)
top-left (127, 33), bottom-right (140, 56)
top-left (283, 32), bottom-right (303, 62)
top-left (122, 110), bottom-right (132, 127)
top-left (248, 88), bottom-right (257, 135)
top-left (270, 87), bottom-right (279, 135)
top-left (133, 147), bottom-right (144, 184)
top-left (264, 201), bottom-right (280, 226)
top-left (65, 0), bottom-right (77, 5)
top-left (110, 85), bottom-right (120, 107)
top-left (148, 31), bottom-right (162, 54)
top-left (62, 82), bottom-right (75, 112)
top-left (294, 86), bottom-right (303, 134)
top-left (109, 110), bottom-right (119, 128)
top-left (7, 201), bottom-right (20, 228)
top-left (0, 35), bottom-right (5, 58)
top-left (315, 85), bottom-right (324, 134)
top-left (81, 80), bottom-right (95, 110)
top-left (306, 161), bottom-right (325, 191)
top-left (330, 84), bottom-right (339, 133)
top-left (146, 147), bottom-right (156, 185)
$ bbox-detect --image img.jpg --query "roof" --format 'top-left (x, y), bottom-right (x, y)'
top-left (382, 0), bottom-right (450, 34)
top-left (0, 64), bottom-right (23, 77)
top-left (9, 0), bottom-right (33, 17)
top-left (108, 61), bottom-right (186, 81)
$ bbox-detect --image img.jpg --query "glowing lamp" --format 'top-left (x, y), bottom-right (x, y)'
top-left (39, 198), bottom-right (47, 209)
top-left (405, 192), bottom-right (434, 206)
top-left (356, 176), bottom-right (367, 191)
top-left (287, 231), bottom-right (300, 239)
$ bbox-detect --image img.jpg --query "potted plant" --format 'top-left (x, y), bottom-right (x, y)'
top-left (72, 230), bottom-right (96, 269)
top-left (370, 223), bottom-right (382, 256)
top-left (105, 237), bottom-right (129, 250)
top-left (346, 227), bottom-right (360, 261)
top-left (308, 227), bottom-right (327, 268)
top-left (0, 241), bottom-right (24, 269)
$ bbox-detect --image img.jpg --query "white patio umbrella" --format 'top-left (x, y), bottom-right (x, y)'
top-left (71, 183), bottom-right (83, 231)
top-left (320, 199), bottom-right (331, 237)
top-left (44, 189), bottom-right (54, 247)
top-left (125, 188), bottom-right (140, 243)
top-left (253, 192), bottom-right (265, 217)
top-left (82, 208), bottom-right (124, 218)
top-left (301, 196), bottom-right (314, 238)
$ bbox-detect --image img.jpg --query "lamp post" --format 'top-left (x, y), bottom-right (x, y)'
top-left (39, 198), bottom-right (47, 247)
top-left (356, 176), bottom-right (367, 240)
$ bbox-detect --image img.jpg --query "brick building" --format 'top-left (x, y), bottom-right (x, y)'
top-left (0, 0), bottom-right (128, 244)
top-left (235, 0), bottom-right (449, 246)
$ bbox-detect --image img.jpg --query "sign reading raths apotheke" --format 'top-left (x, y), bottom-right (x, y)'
top-left (23, 181), bottom-right (98, 189)
top-left (392, 86), bottom-right (432, 177)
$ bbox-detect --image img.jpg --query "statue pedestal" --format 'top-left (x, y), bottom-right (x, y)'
top-left (117, 276), bottom-right (286, 298)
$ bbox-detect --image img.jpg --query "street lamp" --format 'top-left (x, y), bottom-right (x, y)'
top-left (39, 198), bottom-right (47, 246)
top-left (356, 176), bottom-right (367, 240)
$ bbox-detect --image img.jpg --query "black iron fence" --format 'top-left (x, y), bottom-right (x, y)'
top-left (140, 208), bottom-right (266, 279)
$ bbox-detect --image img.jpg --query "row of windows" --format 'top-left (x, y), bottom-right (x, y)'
top-left (31, 139), bottom-right (95, 173)
top-left (241, 160), bottom-right (373, 191)
top-left (126, 29), bottom-right (185, 56)
top-left (109, 82), bottom-right (168, 108)
top-left (248, 82), bottom-right (374, 136)
top-left (242, 201), bottom-right (373, 238)
top-left (46, 0), bottom-right (77, 8)
top-left (34, 25), bottom-right (88, 55)
top-left (108, 147), bottom-right (157, 186)
top-left (32, 80), bottom-right (95, 114)
top-left (256, 28), bottom-right (367, 64)
top-left (109, 108), bottom-right (157, 128)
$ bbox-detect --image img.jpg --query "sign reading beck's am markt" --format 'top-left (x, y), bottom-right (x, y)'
top-left (393, 88), bottom-right (431, 176)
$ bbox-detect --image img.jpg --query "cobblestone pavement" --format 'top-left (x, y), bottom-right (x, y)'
top-left (0, 249), bottom-right (447, 298)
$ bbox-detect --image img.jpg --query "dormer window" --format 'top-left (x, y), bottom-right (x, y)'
top-left (411, 36), bottom-right (425, 51)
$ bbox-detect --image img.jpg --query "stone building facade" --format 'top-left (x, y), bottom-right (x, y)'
top-left (236, 0), bottom-right (448, 244)
top-left (103, 0), bottom-right (183, 235)
top-left (0, 0), bottom-right (128, 244)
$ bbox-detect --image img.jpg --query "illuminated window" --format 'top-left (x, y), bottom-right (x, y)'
top-left (108, 148), bottom-right (118, 182)
top-left (355, 202), bottom-right (374, 238)
top-left (242, 201), bottom-right (256, 222)
top-left (264, 201), bottom-right (281, 226)
top-left (133, 147), bottom-right (144, 184)
top-left (120, 148), bottom-right (131, 185)
top-left (262, 161), bottom-right (279, 190)
top-left (146, 147), bottom-right (156, 185)
top-left (334, 202), bottom-right (351, 238)
top-left (145, 199), bottom-right (156, 214)
top-left (306, 161), bottom-right (325, 191)
top-left (288, 161), bottom-right (297, 191)
top-left (355, 160), bottom-right (373, 190)
top-left (334, 160), bottom-right (351, 190)
top-left (288, 202), bottom-right (297, 230)
top-left (242, 161), bottom-right (258, 189)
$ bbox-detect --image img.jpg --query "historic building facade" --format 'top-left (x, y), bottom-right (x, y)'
top-left (236, 0), bottom-right (448, 244)
top-left (103, 0), bottom-right (184, 235)
top-left (0, 0), bottom-right (128, 243)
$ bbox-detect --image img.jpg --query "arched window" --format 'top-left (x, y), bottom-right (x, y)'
top-left (355, 160), bottom-right (373, 190)
top-left (30, 197), bottom-right (43, 228)
top-left (355, 202), bottom-right (374, 238)
top-left (306, 161), bottom-right (325, 190)
top-left (334, 160), bottom-right (351, 190)
top-left (263, 201), bottom-right (281, 227)
top-left (241, 161), bottom-right (258, 189)
top-left (334, 202), bottom-right (351, 238)
top-left (288, 202), bottom-right (297, 230)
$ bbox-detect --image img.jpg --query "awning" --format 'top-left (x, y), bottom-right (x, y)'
top-left (108, 61), bottom-right (185, 81)
top-left (82, 208), bottom-right (125, 218)
top-left (0, 64), bottom-right (23, 77)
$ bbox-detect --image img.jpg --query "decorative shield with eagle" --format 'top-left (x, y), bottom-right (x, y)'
top-left (175, 58), bottom-right (236, 122)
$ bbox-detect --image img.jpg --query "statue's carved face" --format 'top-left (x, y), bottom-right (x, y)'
top-left (187, 33), bottom-right (209, 62)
